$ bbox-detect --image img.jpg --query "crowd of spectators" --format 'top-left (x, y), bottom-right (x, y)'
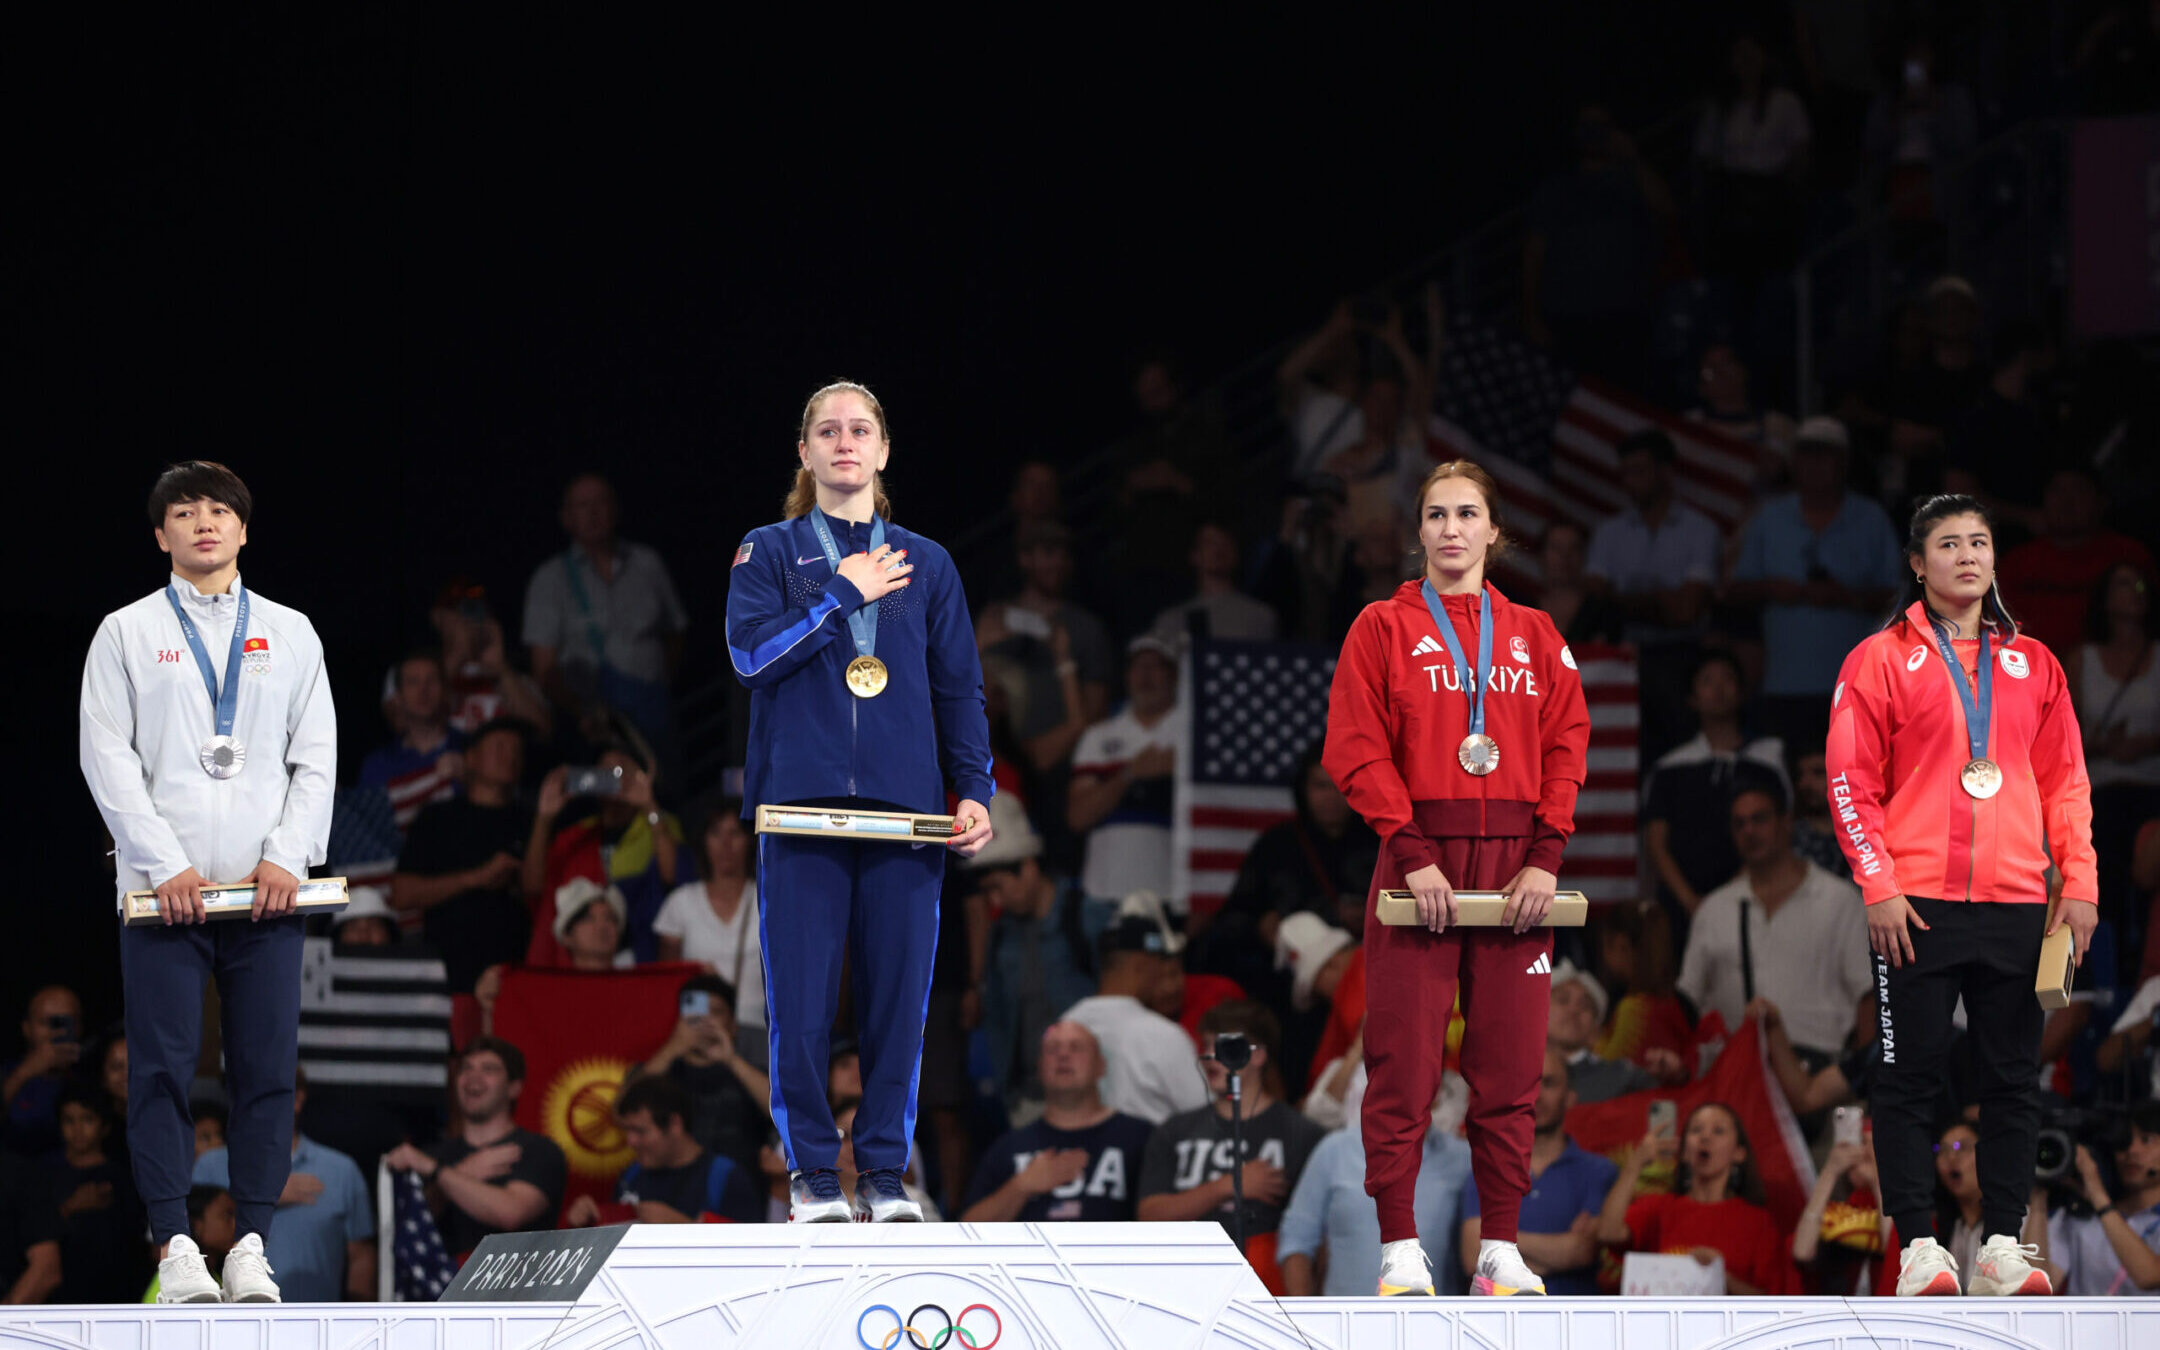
top-left (10, 9), bottom-right (2160, 1306)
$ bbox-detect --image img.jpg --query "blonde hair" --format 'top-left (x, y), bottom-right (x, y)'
top-left (1416, 459), bottom-right (1511, 565)
top-left (785, 380), bottom-right (893, 520)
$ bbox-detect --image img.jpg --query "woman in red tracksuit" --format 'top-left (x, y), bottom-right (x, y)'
top-left (1826, 493), bottom-right (2097, 1299)
top-left (1323, 460), bottom-right (1590, 1297)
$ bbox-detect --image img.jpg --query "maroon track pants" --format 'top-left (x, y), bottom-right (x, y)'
top-left (1360, 832), bottom-right (1551, 1244)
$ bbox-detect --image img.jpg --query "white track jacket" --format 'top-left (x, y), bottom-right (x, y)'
top-left (80, 575), bottom-right (337, 899)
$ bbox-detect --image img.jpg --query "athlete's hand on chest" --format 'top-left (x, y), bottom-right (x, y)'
top-left (837, 546), bottom-right (911, 603)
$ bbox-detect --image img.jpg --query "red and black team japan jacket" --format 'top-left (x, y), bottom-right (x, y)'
top-left (1324, 581), bottom-right (1591, 879)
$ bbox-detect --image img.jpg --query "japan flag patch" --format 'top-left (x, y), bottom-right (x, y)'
top-left (2000, 648), bottom-right (2030, 679)
top-left (732, 540), bottom-right (755, 567)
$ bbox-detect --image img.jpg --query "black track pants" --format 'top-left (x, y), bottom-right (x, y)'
top-left (1872, 896), bottom-right (2046, 1245)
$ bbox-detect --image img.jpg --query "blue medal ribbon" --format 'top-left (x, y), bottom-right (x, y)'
top-left (1420, 581), bottom-right (1492, 737)
top-left (165, 583), bottom-right (251, 738)
top-left (1924, 611), bottom-right (1992, 762)
top-left (808, 509), bottom-right (885, 660)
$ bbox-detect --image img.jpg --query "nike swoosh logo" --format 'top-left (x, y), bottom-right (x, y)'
top-left (798, 555), bottom-right (825, 566)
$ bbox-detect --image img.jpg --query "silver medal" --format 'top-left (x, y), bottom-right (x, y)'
top-left (201, 735), bottom-right (247, 780)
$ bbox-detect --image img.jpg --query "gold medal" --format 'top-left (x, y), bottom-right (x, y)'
top-left (845, 655), bottom-right (889, 698)
top-left (1458, 733), bottom-right (1500, 776)
top-left (1960, 758), bottom-right (2002, 799)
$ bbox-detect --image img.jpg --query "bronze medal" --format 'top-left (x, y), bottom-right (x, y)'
top-left (1458, 732), bottom-right (1500, 776)
top-left (845, 655), bottom-right (889, 698)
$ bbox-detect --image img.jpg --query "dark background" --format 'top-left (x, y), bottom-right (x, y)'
top-left (6, 4), bottom-right (1791, 1029)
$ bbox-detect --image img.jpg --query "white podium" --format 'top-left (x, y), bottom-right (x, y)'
top-left (6, 1222), bottom-right (2156, 1350)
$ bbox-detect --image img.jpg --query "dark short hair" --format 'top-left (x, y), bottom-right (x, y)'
top-left (1729, 766), bottom-right (1791, 818)
top-left (1615, 428), bottom-right (1677, 467)
top-left (395, 650), bottom-right (445, 688)
top-left (615, 1073), bottom-right (692, 1130)
top-left (186, 1185), bottom-right (230, 1225)
top-left (678, 971), bottom-right (738, 1015)
top-left (2126, 1102), bottom-right (2160, 1139)
top-left (148, 461), bottom-right (253, 529)
top-left (192, 1100), bottom-right (229, 1130)
top-left (466, 716), bottom-right (529, 753)
top-left (57, 1082), bottom-right (115, 1131)
top-left (1689, 647), bottom-right (1744, 687)
top-left (463, 1035), bottom-right (527, 1083)
top-left (1198, 999), bottom-right (1282, 1066)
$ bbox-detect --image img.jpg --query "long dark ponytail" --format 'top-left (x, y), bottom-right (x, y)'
top-left (1896, 493), bottom-right (2019, 642)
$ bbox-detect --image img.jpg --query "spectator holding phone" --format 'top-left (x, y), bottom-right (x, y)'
top-left (1792, 1117), bottom-right (1896, 1296)
top-left (2, 986), bottom-right (83, 1159)
top-left (1597, 1101), bottom-right (1791, 1295)
top-left (523, 739), bottom-right (685, 966)
top-left (629, 973), bottom-right (770, 1180)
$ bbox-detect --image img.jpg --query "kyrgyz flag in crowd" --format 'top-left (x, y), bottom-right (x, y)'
top-left (492, 963), bottom-right (700, 1220)
top-left (1564, 1015), bottom-right (1818, 1240)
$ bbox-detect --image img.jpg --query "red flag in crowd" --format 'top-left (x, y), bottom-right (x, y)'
top-left (491, 963), bottom-right (700, 1219)
top-left (1564, 1016), bottom-right (1818, 1243)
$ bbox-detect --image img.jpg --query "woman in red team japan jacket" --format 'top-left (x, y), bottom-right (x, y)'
top-left (1323, 460), bottom-right (1590, 1297)
top-left (1826, 493), bottom-right (2098, 1299)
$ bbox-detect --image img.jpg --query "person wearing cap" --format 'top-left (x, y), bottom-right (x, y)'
top-left (547, 878), bottom-right (633, 971)
top-left (1546, 958), bottom-right (1664, 1104)
top-left (392, 716), bottom-right (533, 993)
top-left (330, 885), bottom-right (398, 947)
top-left (725, 381), bottom-right (995, 1225)
top-left (969, 796), bottom-right (1097, 1114)
top-left (1061, 910), bottom-right (1210, 1126)
top-left (1323, 460), bottom-right (1591, 1297)
top-left (79, 462), bottom-right (336, 1306)
top-left (1069, 635), bottom-right (1185, 915)
top-left (1728, 414), bottom-right (1902, 751)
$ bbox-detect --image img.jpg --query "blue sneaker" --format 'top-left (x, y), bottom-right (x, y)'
top-left (854, 1167), bottom-right (923, 1222)
top-left (789, 1168), bottom-right (853, 1223)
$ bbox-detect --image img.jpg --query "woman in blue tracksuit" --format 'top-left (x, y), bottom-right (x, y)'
top-left (726, 380), bottom-right (995, 1222)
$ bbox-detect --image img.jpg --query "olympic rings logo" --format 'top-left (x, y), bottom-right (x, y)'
top-left (856, 1303), bottom-right (1002, 1350)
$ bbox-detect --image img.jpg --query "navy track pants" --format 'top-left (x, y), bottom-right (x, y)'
top-left (757, 830), bottom-right (944, 1174)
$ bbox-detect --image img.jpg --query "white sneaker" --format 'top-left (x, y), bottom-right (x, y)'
top-left (155, 1234), bottom-right (222, 1304)
top-left (1896, 1236), bottom-right (1961, 1296)
top-left (1377, 1238), bottom-right (1434, 1296)
top-left (1472, 1241), bottom-right (1547, 1296)
top-left (1970, 1234), bottom-right (2052, 1295)
top-left (220, 1232), bottom-right (280, 1303)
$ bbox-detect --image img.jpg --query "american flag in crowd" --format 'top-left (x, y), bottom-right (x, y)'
top-left (1170, 639), bottom-right (1643, 910)
top-left (389, 1168), bottom-right (458, 1299)
top-left (1427, 314), bottom-right (1758, 577)
top-left (1171, 640), bottom-right (1336, 914)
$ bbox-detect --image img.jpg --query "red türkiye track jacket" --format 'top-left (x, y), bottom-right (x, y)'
top-left (1324, 581), bottom-right (1591, 878)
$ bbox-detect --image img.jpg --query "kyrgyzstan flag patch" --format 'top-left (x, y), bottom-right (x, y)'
top-left (732, 540), bottom-right (755, 567)
top-left (243, 638), bottom-right (269, 653)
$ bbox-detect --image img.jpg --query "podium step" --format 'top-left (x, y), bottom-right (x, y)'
top-left (6, 1221), bottom-right (2153, 1350)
